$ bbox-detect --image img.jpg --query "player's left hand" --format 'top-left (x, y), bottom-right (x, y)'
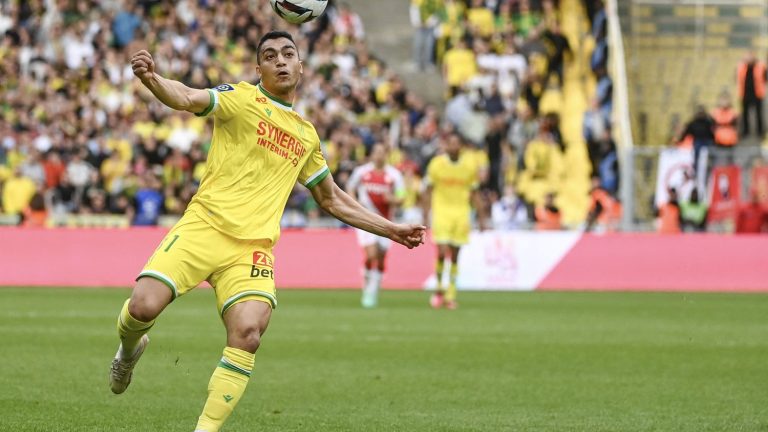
top-left (389, 224), bottom-right (427, 249)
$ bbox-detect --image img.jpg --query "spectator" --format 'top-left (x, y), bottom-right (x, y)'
top-left (2, 168), bottom-right (36, 217)
top-left (133, 174), bottom-right (164, 226)
top-left (66, 149), bottom-right (94, 191)
top-left (410, 0), bottom-right (442, 71)
top-left (467, 0), bottom-right (495, 38)
top-left (585, 177), bottom-right (622, 233)
top-left (678, 105), bottom-right (714, 176)
top-left (594, 66), bottom-right (613, 119)
top-left (518, 126), bottom-right (563, 207)
top-left (542, 21), bottom-right (571, 86)
top-left (51, 171), bottom-right (77, 215)
top-left (735, 192), bottom-right (768, 234)
top-left (22, 191), bottom-right (47, 227)
top-left (332, 3), bottom-right (365, 42)
top-left (442, 38), bottom-right (478, 91)
top-left (42, 151), bottom-right (66, 190)
top-left (513, 0), bottom-right (541, 40)
top-left (656, 188), bottom-right (682, 234)
top-left (112, 4), bottom-right (143, 48)
top-left (534, 192), bottom-right (561, 230)
top-left (491, 184), bottom-right (529, 230)
top-left (679, 187), bottom-right (708, 232)
top-left (736, 51), bottom-right (766, 138)
top-left (508, 103), bottom-right (539, 166)
top-left (596, 129), bottom-right (619, 195)
top-left (711, 93), bottom-right (738, 166)
top-left (583, 97), bottom-right (609, 176)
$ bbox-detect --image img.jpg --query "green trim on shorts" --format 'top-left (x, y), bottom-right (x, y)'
top-left (218, 357), bottom-right (252, 377)
top-left (137, 270), bottom-right (178, 299)
top-left (220, 290), bottom-right (277, 316)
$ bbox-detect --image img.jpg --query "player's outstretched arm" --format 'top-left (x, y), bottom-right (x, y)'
top-left (131, 50), bottom-right (211, 114)
top-left (310, 175), bottom-right (426, 249)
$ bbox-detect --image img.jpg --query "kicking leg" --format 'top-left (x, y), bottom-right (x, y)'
top-left (195, 300), bottom-right (271, 432)
top-left (110, 277), bottom-right (172, 394)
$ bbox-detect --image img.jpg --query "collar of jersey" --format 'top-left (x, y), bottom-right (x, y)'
top-left (257, 83), bottom-right (293, 111)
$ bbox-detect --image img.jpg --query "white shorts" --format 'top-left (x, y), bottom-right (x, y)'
top-left (355, 228), bottom-right (391, 250)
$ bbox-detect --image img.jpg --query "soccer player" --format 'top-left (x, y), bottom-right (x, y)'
top-left (346, 143), bottom-right (406, 308)
top-left (109, 31), bottom-right (425, 432)
top-left (423, 133), bottom-right (479, 309)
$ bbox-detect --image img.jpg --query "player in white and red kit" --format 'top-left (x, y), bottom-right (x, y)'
top-left (346, 144), bottom-right (406, 308)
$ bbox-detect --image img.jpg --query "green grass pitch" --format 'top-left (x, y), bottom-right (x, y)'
top-left (0, 288), bottom-right (766, 431)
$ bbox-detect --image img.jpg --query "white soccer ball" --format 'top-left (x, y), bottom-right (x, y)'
top-left (269, 0), bottom-right (328, 24)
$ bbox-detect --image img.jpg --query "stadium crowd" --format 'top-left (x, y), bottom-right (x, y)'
top-left (0, 0), bottom-right (605, 231)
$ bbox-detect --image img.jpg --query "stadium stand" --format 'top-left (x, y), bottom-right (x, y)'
top-left (0, 0), bottom-right (603, 229)
top-left (1, 0), bottom-right (425, 227)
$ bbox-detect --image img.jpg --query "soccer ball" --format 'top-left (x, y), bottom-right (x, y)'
top-left (269, 0), bottom-right (328, 24)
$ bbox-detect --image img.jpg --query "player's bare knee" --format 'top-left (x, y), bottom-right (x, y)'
top-left (128, 296), bottom-right (161, 322)
top-left (230, 325), bottom-right (262, 353)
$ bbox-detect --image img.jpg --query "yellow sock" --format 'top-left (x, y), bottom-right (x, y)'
top-left (436, 259), bottom-right (445, 291)
top-left (446, 264), bottom-right (458, 302)
top-left (116, 299), bottom-right (154, 358)
top-left (196, 347), bottom-right (255, 432)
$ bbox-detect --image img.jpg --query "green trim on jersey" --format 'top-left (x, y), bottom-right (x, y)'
top-left (194, 89), bottom-right (216, 117)
top-left (220, 290), bottom-right (277, 316)
top-left (257, 83), bottom-right (293, 110)
top-left (305, 166), bottom-right (330, 189)
top-left (137, 270), bottom-right (178, 299)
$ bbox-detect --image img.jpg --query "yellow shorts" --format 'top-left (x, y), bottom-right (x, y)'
top-left (138, 210), bottom-right (277, 316)
top-left (432, 210), bottom-right (471, 246)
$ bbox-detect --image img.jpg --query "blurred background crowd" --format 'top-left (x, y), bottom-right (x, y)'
top-left (0, 0), bottom-right (615, 230)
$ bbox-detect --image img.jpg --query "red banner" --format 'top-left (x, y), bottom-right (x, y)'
top-left (0, 228), bottom-right (434, 290)
top-left (539, 233), bottom-right (768, 292)
top-left (708, 165), bottom-right (741, 222)
top-left (2, 228), bottom-right (767, 292)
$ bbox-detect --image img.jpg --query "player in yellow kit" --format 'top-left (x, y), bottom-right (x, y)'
top-left (423, 133), bottom-right (479, 309)
top-left (109, 31), bottom-right (426, 432)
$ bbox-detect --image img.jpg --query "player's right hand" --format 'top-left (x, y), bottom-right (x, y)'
top-left (131, 50), bottom-right (156, 82)
top-left (389, 223), bottom-right (427, 249)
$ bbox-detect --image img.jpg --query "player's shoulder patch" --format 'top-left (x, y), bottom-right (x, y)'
top-left (214, 83), bottom-right (235, 92)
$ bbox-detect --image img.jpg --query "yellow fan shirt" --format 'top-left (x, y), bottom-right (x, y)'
top-left (189, 81), bottom-right (329, 244)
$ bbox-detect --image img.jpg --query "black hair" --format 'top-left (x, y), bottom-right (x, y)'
top-left (256, 31), bottom-right (298, 64)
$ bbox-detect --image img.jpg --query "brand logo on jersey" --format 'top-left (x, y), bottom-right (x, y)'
top-left (364, 183), bottom-right (393, 195)
top-left (255, 121), bottom-right (306, 167)
top-left (265, 108), bottom-right (273, 117)
top-left (255, 97), bottom-right (268, 104)
top-left (215, 84), bottom-right (235, 92)
top-left (296, 124), bottom-right (305, 138)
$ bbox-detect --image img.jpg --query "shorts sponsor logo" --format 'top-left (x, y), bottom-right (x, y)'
top-left (250, 266), bottom-right (274, 279)
top-left (251, 251), bottom-right (274, 279)
top-left (253, 252), bottom-right (273, 268)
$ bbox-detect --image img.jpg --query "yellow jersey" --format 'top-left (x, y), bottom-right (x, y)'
top-left (443, 48), bottom-right (477, 87)
top-left (189, 81), bottom-right (329, 244)
top-left (426, 152), bottom-right (478, 218)
top-left (467, 7), bottom-right (495, 37)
